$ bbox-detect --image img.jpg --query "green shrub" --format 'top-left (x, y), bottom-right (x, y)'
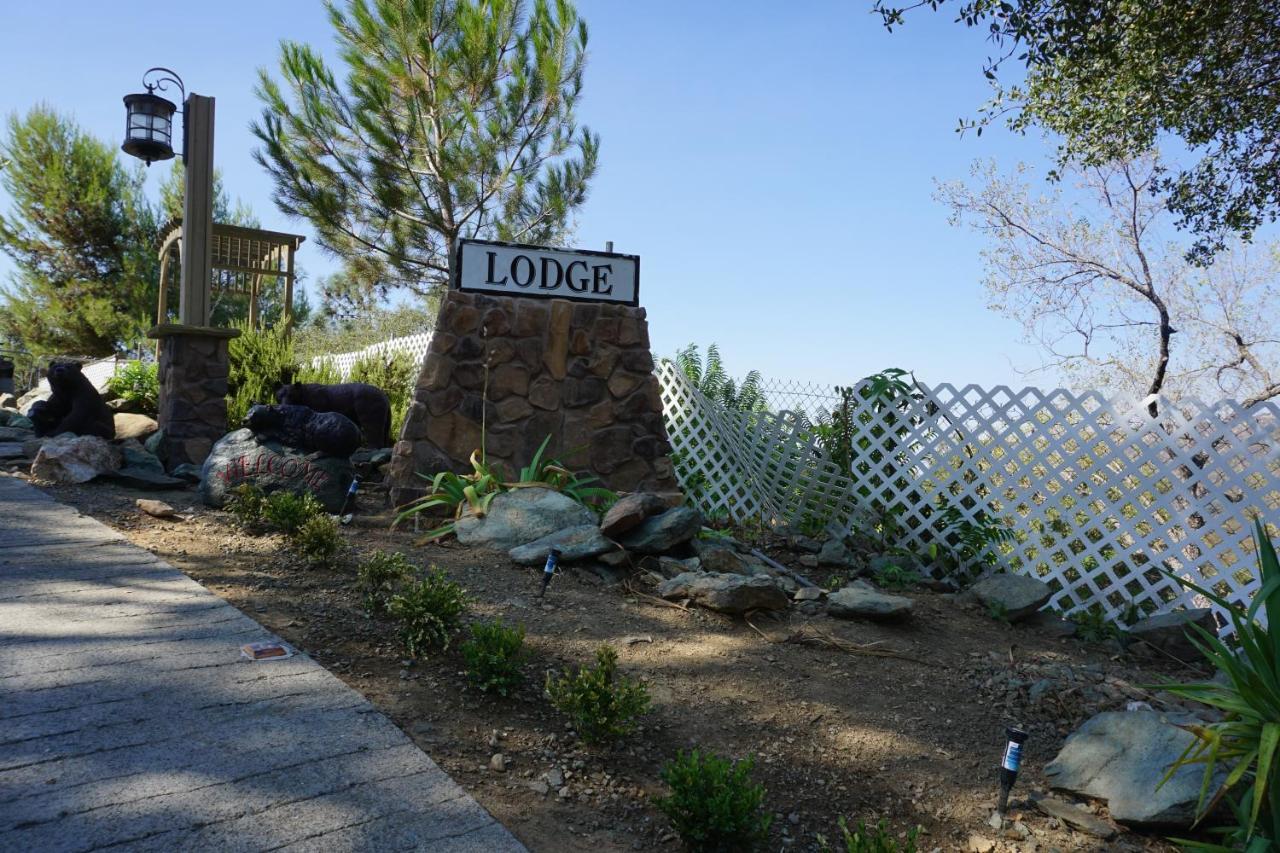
top-left (227, 322), bottom-right (298, 426)
top-left (387, 568), bottom-right (469, 657)
top-left (357, 550), bottom-right (415, 613)
top-left (986, 600), bottom-right (1011, 624)
top-left (106, 360), bottom-right (159, 414)
top-left (263, 491), bottom-right (324, 535)
top-left (654, 750), bottom-right (772, 852)
top-left (296, 359), bottom-right (341, 385)
top-left (461, 620), bottom-right (528, 696)
top-left (873, 563), bottom-right (921, 591)
top-left (1070, 603), bottom-right (1121, 643)
top-left (226, 483), bottom-right (269, 528)
top-left (820, 818), bottom-right (919, 853)
top-left (545, 645), bottom-right (650, 744)
top-left (292, 514), bottom-right (342, 567)
top-left (1154, 519), bottom-right (1280, 848)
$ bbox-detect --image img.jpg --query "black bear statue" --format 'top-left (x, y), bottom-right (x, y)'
top-left (245, 403), bottom-right (362, 459)
top-left (27, 361), bottom-right (114, 439)
top-left (274, 382), bottom-right (393, 449)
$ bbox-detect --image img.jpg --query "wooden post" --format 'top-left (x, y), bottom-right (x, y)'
top-left (179, 94), bottom-right (215, 327)
top-left (155, 250), bottom-right (170, 358)
top-left (284, 241), bottom-right (296, 332)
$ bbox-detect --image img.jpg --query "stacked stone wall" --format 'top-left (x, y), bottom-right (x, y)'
top-left (389, 290), bottom-right (676, 504)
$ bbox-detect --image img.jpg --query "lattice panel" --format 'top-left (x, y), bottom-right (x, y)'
top-left (312, 333), bottom-right (434, 381)
top-left (657, 362), bottom-right (1280, 634)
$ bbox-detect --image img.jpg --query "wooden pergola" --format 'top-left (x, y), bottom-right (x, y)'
top-left (157, 219), bottom-right (305, 329)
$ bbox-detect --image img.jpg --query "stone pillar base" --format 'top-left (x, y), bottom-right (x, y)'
top-left (148, 324), bottom-right (239, 470)
top-left (389, 291), bottom-right (678, 506)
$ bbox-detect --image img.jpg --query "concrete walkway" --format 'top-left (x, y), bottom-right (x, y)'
top-left (0, 475), bottom-right (525, 852)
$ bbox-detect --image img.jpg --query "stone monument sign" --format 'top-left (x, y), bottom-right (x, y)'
top-left (389, 239), bottom-right (676, 505)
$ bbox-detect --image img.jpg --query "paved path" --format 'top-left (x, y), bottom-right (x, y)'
top-left (0, 476), bottom-right (525, 852)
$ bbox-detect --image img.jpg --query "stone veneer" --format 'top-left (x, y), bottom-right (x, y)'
top-left (148, 324), bottom-right (238, 470)
top-left (389, 290), bottom-right (677, 505)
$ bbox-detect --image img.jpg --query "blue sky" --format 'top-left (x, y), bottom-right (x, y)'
top-left (0, 0), bottom-right (1057, 387)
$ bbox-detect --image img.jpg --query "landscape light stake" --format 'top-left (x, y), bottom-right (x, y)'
top-left (338, 477), bottom-right (360, 517)
top-left (997, 725), bottom-right (1028, 815)
top-left (537, 548), bottom-right (561, 598)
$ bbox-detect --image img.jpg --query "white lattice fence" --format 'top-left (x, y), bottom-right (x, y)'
top-left (657, 361), bottom-right (1280, 632)
top-left (311, 332), bottom-right (434, 380)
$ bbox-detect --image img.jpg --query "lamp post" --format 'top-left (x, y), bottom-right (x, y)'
top-left (121, 67), bottom-right (215, 327)
top-left (121, 68), bottom-right (234, 473)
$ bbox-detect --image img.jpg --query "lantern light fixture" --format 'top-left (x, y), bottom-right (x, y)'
top-left (121, 67), bottom-right (185, 165)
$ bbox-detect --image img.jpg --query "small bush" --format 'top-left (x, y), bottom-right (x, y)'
top-left (461, 620), bottom-right (528, 696)
top-left (655, 750), bottom-right (772, 852)
top-left (293, 514), bottom-right (342, 567)
top-left (263, 491), bottom-right (324, 535)
top-left (227, 322), bottom-right (298, 426)
top-left (357, 550), bottom-right (415, 613)
top-left (106, 360), bottom-right (159, 414)
top-left (1070, 603), bottom-right (1120, 643)
top-left (545, 645), bottom-right (650, 744)
top-left (387, 568), bottom-right (469, 657)
top-left (820, 818), bottom-right (919, 853)
top-left (226, 483), bottom-right (268, 528)
top-left (873, 564), bottom-right (921, 591)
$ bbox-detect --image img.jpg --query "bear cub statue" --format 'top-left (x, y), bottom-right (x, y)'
top-left (27, 361), bottom-right (115, 439)
top-left (245, 403), bottom-right (362, 459)
top-left (274, 382), bottom-right (392, 448)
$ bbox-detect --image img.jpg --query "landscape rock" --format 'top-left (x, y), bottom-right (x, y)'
top-left (0, 410), bottom-right (33, 430)
top-left (137, 499), bottom-right (179, 519)
top-left (351, 447), bottom-right (393, 480)
top-left (0, 425), bottom-right (34, 441)
top-left (694, 540), bottom-right (757, 574)
top-left (101, 467), bottom-right (188, 490)
top-left (970, 573), bottom-right (1053, 621)
top-left (827, 584), bottom-right (913, 621)
top-left (619, 506), bottom-right (703, 554)
top-left (509, 524), bottom-right (616, 565)
top-left (1126, 609), bottom-right (1217, 661)
top-left (654, 556), bottom-right (700, 578)
top-left (113, 413), bottom-right (159, 441)
top-left (1030, 795), bottom-right (1117, 839)
top-left (1023, 609), bottom-right (1077, 639)
top-left (118, 439), bottom-right (164, 473)
top-left (0, 392), bottom-right (16, 410)
top-left (199, 428), bottom-right (355, 513)
top-left (793, 586), bottom-right (824, 602)
top-left (1045, 710), bottom-right (1223, 827)
top-left (817, 538), bottom-right (852, 567)
top-left (599, 492), bottom-right (667, 538)
top-left (0, 442), bottom-right (27, 460)
top-left (456, 487), bottom-right (596, 551)
top-left (786, 534), bottom-right (822, 553)
top-left (171, 462), bottom-right (202, 483)
top-left (30, 434), bottom-right (121, 484)
top-left (657, 572), bottom-right (789, 614)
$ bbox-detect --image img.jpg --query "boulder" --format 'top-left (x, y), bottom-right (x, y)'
top-left (969, 573), bottom-right (1053, 621)
top-left (199, 428), bottom-right (355, 513)
top-left (827, 584), bottom-right (913, 621)
top-left (0, 425), bottom-right (33, 441)
top-left (118, 438), bottom-right (164, 473)
top-left (30, 434), bottom-right (122, 484)
top-left (1045, 710), bottom-right (1223, 828)
top-left (693, 540), bottom-right (756, 574)
top-left (113, 413), bottom-right (159, 441)
top-left (509, 524), bottom-right (617, 566)
top-left (0, 442), bottom-right (27, 460)
top-left (599, 492), bottom-right (667, 538)
top-left (1126, 609), bottom-right (1217, 661)
top-left (619, 506), bottom-right (703, 554)
top-left (455, 487), bottom-right (596, 551)
top-left (657, 572), bottom-right (789, 614)
top-left (655, 556), bottom-right (700, 579)
top-left (137, 499), bottom-right (179, 519)
top-left (786, 534), bottom-right (823, 554)
top-left (0, 392), bottom-right (16, 409)
top-left (101, 467), bottom-right (189, 490)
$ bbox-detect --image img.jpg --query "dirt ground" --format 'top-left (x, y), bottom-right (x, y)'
top-left (20, 474), bottom-right (1202, 853)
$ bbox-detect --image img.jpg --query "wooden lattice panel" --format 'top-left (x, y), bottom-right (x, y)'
top-left (657, 362), bottom-right (1280, 633)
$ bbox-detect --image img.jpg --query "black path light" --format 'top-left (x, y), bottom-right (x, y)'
top-left (121, 68), bottom-right (184, 165)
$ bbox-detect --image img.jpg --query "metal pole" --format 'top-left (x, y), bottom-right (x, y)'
top-left (179, 94), bottom-right (215, 327)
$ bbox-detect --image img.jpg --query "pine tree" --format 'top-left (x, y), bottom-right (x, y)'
top-left (252, 0), bottom-right (599, 303)
top-left (0, 106), bottom-right (157, 357)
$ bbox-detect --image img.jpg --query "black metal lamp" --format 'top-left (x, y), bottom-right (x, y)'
top-left (121, 68), bottom-right (185, 165)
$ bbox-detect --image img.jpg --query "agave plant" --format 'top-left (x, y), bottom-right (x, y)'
top-left (1155, 519), bottom-right (1280, 851)
top-left (393, 436), bottom-right (616, 543)
top-left (393, 449), bottom-right (503, 542)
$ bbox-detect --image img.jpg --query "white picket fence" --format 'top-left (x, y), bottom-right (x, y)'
top-left (656, 360), bottom-right (1280, 632)
top-left (310, 332), bottom-right (434, 380)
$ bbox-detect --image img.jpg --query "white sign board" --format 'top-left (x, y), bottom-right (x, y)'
top-left (454, 239), bottom-right (640, 306)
